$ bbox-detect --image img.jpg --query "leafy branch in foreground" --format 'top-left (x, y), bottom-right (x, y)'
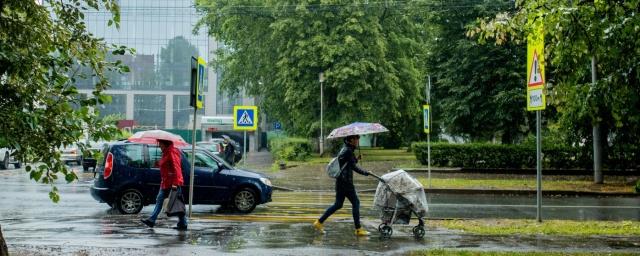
top-left (0, 0), bottom-right (132, 202)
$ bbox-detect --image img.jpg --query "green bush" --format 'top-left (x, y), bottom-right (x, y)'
top-left (635, 179), bottom-right (640, 194)
top-left (269, 136), bottom-right (312, 161)
top-left (412, 142), bottom-right (585, 169)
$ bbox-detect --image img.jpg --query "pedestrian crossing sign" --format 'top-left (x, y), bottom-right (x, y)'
top-left (233, 106), bottom-right (258, 131)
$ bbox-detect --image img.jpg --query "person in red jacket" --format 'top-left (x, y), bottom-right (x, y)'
top-left (141, 139), bottom-right (188, 230)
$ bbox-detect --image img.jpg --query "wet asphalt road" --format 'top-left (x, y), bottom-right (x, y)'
top-left (1, 167), bottom-right (639, 255)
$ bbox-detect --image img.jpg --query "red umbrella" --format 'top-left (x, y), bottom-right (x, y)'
top-left (128, 130), bottom-right (189, 147)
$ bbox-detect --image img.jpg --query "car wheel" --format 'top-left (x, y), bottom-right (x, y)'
top-left (82, 165), bottom-right (89, 172)
top-left (15, 162), bottom-right (21, 169)
top-left (1, 153), bottom-right (9, 170)
top-left (116, 189), bottom-right (144, 214)
top-left (233, 187), bottom-right (257, 213)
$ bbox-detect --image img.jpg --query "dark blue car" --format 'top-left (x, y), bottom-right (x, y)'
top-left (90, 141), bottom-right (272, 214)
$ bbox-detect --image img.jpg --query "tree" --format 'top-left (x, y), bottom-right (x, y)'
top-left (471, 0), bottom-right (640, 181)
top-left (195, 0), bottom-right (428, 146)
top-left (422, 0), bottom-right (529, 143)
top-left (159, 36), bottom-right (199, 90)
top-left (0, 0), bottom-right (130, 202)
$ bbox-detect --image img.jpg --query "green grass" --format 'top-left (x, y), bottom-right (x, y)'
top-left (432, 219), bottom-right (640, 236)
top-left (408, 249), bottom-right (638, 256)
top-left (417, 178), bottom-right (635, 193)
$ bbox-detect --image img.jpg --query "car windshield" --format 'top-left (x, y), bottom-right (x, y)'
top-left (184, 149), bottom-right (233, 170)
top-left (196, 143), bottom-right (219, 152)
top-left (184, 151), bottom-right (219, 169)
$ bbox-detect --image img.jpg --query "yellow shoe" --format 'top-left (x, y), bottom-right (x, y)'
top-left (355, 228), bottom-right (369, 236)
top-left (313, 220), bottom-right (325, 234)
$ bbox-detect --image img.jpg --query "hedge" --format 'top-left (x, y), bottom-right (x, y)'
top-left (269, 136), bottom-right (312, 161)
top-left (412, 142), bottom-right (587, 169)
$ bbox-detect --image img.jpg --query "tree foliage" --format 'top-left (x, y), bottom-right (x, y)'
top-left (470, 0), bottom-right (640, 168)
top-left (195, 0), bottom-right (429, 146)
top-left (0, 0), bottom-right (130, 202)
top-left (424, 0), bottom-right (529, 143)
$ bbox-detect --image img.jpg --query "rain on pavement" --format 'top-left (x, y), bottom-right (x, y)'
top-left (1, 164), bottom-right (640, 255)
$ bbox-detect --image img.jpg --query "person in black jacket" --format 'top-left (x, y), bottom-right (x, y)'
top-left (313, 135), bottom-right (370, 236)
top-left (222, 136), bottom-right (236, 165)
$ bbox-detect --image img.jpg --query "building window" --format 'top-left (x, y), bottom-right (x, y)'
top-left (134, 95), bottom-right (165, 128)
top-left (82, 0), bottom-right (209, 92)
top-left (99, 94), bottom-right (127, 118)
top-left (173, 95), bottom-right (204, 129)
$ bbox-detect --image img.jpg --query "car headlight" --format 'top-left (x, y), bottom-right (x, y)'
top-left (259, 177), bottom-right (272, 187)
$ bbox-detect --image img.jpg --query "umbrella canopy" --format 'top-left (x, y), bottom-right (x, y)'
top-left (128, 130), bottom-right (189, 147)
top-left (326, 122), bottom-right (389, 139)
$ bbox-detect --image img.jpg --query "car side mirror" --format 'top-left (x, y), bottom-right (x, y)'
top-left (216, 162), bottom-right (226, 172)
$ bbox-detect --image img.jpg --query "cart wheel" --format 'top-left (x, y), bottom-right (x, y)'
top-left (412, 226), bottom-right (425, 238)
top-left (378, 223), bottom-right (386, 232)
top-left (380, 225), bottom-right (393, 238)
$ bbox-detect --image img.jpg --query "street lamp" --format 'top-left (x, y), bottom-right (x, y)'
top-left (319, 72), bottom-right (325, 155)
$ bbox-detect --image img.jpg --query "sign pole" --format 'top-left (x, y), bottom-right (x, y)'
top-left (427, 75), bottom-right (432, 188)
top-left (527, 20), bottom-right (545, 222)
top-left (536, 110), bottom-right (542, 222)
top-left (187, 57), bottom-right (205, 218)
top-left (243, 131), bottom-right (247, 167)
top-left (319, 72), bottom-right (325, 156)
top-left (189, 106), bottom-right (196, 218)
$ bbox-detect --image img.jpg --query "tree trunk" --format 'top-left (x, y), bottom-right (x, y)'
top-left (0, 224), bottom-right (8, 256)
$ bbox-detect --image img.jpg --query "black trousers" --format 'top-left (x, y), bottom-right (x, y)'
top-left (318, 186), bottom-right (361, 229)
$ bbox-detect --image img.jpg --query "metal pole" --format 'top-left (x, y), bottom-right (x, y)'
top-left (536, 110), bottom-right (542, 222)
top-left (427, 75), bottom-right (431, 188)
top-left (243, 131), bottom-right (247, 166)
top-left (188, 107), bottom-right (197, 217)
top-left (591, 56), bottom-right (602, 184)
top-left (320, 79), bottom-right (324, 156)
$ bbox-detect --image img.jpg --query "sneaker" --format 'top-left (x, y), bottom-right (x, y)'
top-left (355, 228), bottom-right (369, 236)
top-left (312, 220), bottom-right (325, 234)
top-left (141, 219), bottom-right (155, 228)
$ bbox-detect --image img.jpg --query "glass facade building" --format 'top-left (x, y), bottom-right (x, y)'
top-left (78, 0), bottom-right (248, 129)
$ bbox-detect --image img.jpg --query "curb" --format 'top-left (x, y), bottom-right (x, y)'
top-left (273, 186), bottom-right (638, 197)
top-left (272, 185), bottom-right (295, 191)
top-left (419, 188), bottom-right (639, 197)
top-left (396, 167), bottom-right (640, 176)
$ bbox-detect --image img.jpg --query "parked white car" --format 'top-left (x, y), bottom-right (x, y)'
top-left (60, 145), bottom-right (83, 166)
top-left (0, 148), bottom-right (21, 169)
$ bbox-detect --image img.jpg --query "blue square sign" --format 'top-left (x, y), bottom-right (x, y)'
top-left (233, 106), bottom-right (258, 131)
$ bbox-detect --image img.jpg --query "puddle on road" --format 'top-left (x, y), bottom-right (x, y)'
top-left (4, 169), bottom-right (640, 255)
